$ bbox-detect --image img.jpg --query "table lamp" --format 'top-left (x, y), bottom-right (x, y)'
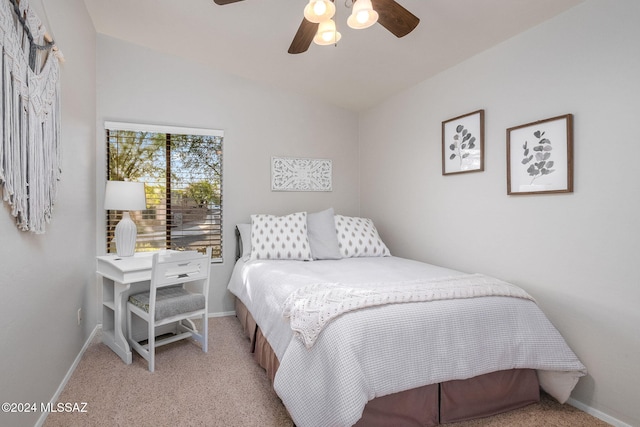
top-left (104, 181), bottom-right (146, 257)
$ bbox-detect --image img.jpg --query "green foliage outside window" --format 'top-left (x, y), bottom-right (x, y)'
top-left (106, 127), bottom-right (223, 259)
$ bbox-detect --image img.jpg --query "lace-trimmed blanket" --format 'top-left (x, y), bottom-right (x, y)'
top-left (282, 273), bottom-right (535, 348)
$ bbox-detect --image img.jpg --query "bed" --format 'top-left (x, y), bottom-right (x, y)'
top-left (227, 209), bottom-right (586, 427)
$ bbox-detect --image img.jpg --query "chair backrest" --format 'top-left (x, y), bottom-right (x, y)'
top-left (148, 248), bottom-right (212, 310)
top-left (152, 249), bottom-right (210, 287)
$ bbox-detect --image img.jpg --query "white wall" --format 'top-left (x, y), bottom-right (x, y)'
top-left (0, 1), bottom-right (96, 426)
top-left (359, 0), bottom-right (639, 425)
top-left (5, 1), bottom-right (636, 425)
top-left (96, 35), bottom-right (360, 314)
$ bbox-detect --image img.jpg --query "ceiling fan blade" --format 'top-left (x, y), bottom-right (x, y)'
top-left (371, 0), bottom-right (419, 38)
top-left (213, 0), bottom-right (244, 5)
top-left (288, 18), bottom-right (319, 54)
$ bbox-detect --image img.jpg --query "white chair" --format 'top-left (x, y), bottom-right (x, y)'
top-left (127, 248), bottom-right (211, 372)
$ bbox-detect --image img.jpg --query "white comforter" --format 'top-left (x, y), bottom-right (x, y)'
top-left (227, 256), bottom-right (587, 427)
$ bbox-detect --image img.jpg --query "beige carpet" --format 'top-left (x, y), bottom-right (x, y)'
top-left (44, 316), bottom-right (609, 427)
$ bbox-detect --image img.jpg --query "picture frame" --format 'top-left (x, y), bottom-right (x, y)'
top-left (442, 109), bottom-right (484, 175)
top-left (507, 114), bottom-right (573, 195)
top-left (271, 156), bottom-right (332, 192)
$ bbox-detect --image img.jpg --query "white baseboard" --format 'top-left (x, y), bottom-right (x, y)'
top-left (209, 310), bottom-right (235, 318)
top-left (35, 324), bottom-right (101, 427)
top-left (568, 397), bottom-right (632, 427)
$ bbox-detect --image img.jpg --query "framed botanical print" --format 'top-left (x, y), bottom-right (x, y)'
top-left (507, 114), bottom-right (573, 195)
top-left (442, 110), bottom-right (484, 175)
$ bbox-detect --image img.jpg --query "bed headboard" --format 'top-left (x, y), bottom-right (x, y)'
top-left (235, 225), bottom-right (242, 261)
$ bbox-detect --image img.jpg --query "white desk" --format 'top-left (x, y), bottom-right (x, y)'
top-left (96, 252), bottom-right (158, 364)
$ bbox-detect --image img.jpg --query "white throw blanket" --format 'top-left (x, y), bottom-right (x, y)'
top-left (283, 273), bottom-right (535, 348)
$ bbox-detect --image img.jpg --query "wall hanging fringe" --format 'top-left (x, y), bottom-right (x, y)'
top-left (0, 0), bottom-right (62, 233)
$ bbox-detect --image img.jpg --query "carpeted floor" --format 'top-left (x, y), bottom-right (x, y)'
top-left (44, 316), bottom-right (609, 427)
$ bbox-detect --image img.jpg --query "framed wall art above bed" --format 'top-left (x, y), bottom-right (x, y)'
top-left (442, 109), bottom-right (485, 175)
top-left (507, 114), bottom-right (574, 195)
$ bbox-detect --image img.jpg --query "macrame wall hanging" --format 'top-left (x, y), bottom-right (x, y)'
top-left (0, 0), bottom-right (63, 233)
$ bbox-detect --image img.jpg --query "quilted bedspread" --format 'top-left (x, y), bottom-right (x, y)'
top-left (227, 256), bottom-right (587, 427)
top-left (282, 273), bottom-right (535, 348)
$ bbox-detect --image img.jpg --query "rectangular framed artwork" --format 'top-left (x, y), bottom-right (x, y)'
top-left (271, 157), bottom-right (332, 192)
top-left (507, 114), bottom-right (573, 195)
top-left (442, 109), bottom-right (485, 175)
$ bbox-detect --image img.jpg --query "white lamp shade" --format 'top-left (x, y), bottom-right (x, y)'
top-left (104, 181), bottom-right (146, 211)
top-left (303, 0), bottom-right (335, 23)
top-left (104, 181), bottom-right (146, 257)
top-left (347, 0), bottom-right (378, 29)
top-left (313, 19), bottom-right (342, 45)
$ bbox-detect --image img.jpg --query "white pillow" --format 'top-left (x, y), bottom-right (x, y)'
top-left (250, 212), bottom-right (312, 261)
top-left (307, 208), bottom-right (342, 260)
top-left (334, 215), bottom-right (391, 258)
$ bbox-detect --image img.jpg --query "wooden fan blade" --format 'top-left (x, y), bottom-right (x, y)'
top-left (371, 0), bottom-right (419, 38)
top-left (213, 0), bottom-right (244, 5)
top-left (288, 18), bottom-right (319, 54)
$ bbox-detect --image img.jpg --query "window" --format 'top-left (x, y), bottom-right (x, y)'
top-left (105, 122), bottom-right (223, 260)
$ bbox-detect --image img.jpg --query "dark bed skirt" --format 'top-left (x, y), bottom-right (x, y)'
top-left (235, 298), bottom-right (540, 426)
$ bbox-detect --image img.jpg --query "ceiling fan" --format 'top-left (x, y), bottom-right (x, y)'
top-left (212, 0), bottom-right (420, 54)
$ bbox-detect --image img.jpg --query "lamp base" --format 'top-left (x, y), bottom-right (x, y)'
top-left (115, 211), bottom-right (137, 257)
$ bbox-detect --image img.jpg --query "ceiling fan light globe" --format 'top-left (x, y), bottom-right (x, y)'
top-left (347, 0), bottom-right (378, 29)
top-left (313, 19), bottom-right (342, 45)
top-left (357, 11), bottom-right (370, 24)
top-left (313, 1), bottom-right (326, 16)
top-left (313, 31), bottom-right (341, 45)
top-left (304, 0), bottom-right (336, 24)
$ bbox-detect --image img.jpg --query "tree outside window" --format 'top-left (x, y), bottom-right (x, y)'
top-left (106, 125), bottom-right (223, 259)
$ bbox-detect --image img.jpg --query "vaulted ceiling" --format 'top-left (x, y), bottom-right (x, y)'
top-left (83, 0), bottom-right (584, 111)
